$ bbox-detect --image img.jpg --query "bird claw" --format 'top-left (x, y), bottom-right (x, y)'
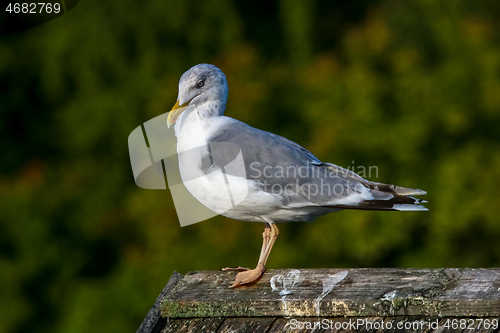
top-left (221, 266), bottom-right (250, 272)
top-left (229, 264), bottom-right (265, 288)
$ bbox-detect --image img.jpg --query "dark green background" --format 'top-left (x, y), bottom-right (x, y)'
top-left (1, 1), bottom-right (500, 332)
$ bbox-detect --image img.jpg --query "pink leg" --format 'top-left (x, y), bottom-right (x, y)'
top-left (228, 223), bottom-right (279, 288)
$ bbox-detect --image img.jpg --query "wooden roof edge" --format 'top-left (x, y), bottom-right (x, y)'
top-left (136, 271), bottom-right (183, 333)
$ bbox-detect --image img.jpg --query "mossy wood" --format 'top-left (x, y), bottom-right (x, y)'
top-left (161, 268), bottom-right (499, 318)
top-left (137, 268), bottom-right (500, 333)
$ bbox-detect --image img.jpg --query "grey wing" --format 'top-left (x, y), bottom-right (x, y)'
top-left (318, 163), bottom-right (428, 211)
top-left (206, 119), bottom-right (428, 211)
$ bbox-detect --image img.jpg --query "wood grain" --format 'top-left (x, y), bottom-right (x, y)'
top-left (161, 268), bottom-right (500, 318)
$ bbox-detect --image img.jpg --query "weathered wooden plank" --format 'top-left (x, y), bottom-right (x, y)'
top-left (157, 316), bottom-right (500, 333)
top-left (161, 318), bottom-right (203, 333)
top-left (194, 317), bottom-right (225, 333)
top-left (157, 317), bottom-right (225, 333)
top-left (137, 271), bottom-right (183, 333)
top-left (161, 268), bottom-right (500, 318)
top-left (216, 317), bottom-right (275, 333)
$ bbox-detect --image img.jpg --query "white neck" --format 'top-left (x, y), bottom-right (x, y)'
top-left (174, 101), bottom-right (225, 153)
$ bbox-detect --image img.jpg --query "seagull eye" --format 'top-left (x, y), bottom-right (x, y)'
top-left (196, 80), bottom-right (205, 88)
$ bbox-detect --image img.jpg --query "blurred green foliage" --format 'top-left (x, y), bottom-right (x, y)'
top-left (1, 0), bottom-right (500, 332)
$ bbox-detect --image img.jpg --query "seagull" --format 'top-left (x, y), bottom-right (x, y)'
top-left (167, 63), bottom-right (428, 288)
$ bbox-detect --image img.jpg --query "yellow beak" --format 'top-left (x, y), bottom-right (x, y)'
top-left (167, 96), bottom-right (199, 128)
top-left (167, 100), bottom-right (191, 127)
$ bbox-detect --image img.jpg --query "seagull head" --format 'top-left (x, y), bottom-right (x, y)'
top-left (167, 64), bottom-right (228, 128)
